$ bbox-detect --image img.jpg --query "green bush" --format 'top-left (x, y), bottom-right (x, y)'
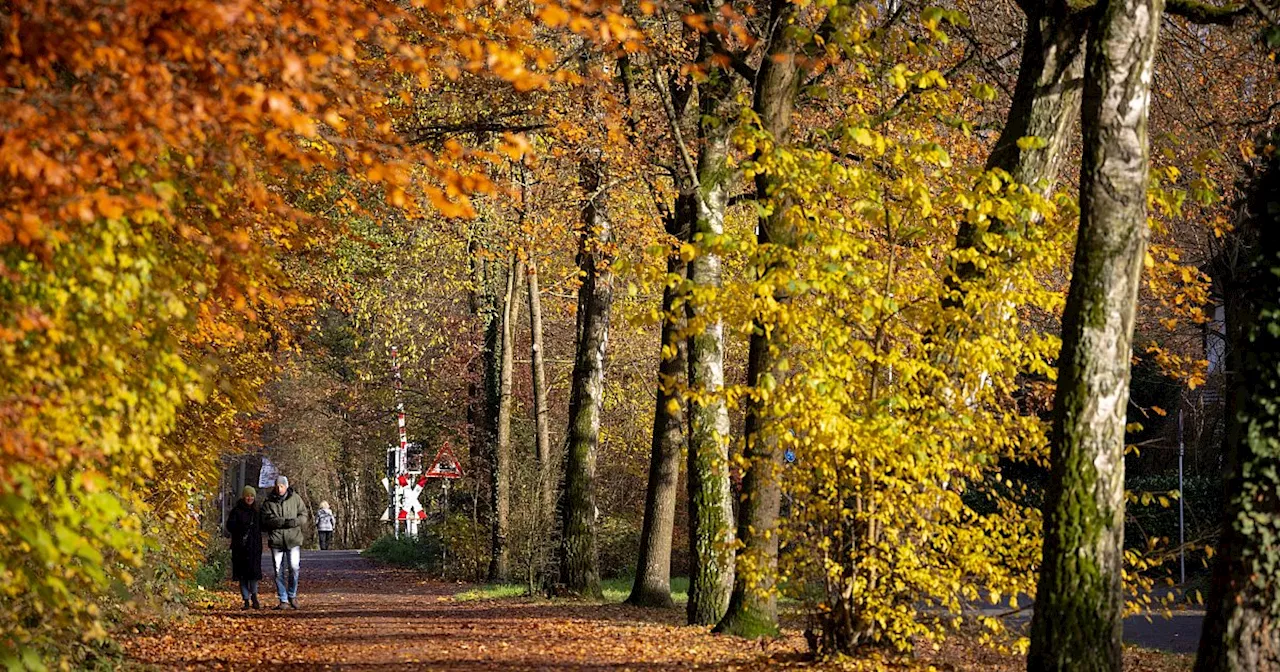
top-left (1125, 473), bottom-right (1222, 582)
top-left (362, 514), bottom-right (489, 581)
top-left (194, 543), bottom-right (232, 590)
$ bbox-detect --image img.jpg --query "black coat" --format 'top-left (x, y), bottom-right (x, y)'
top-left (225, 500), bottom-right (263, 581)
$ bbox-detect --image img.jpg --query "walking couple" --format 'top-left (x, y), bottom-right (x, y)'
top-left (226, 475), bottom-right (333, 610)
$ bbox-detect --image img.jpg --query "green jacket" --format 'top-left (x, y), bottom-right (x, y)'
top-left (261, 487), bottom-right (308, 550)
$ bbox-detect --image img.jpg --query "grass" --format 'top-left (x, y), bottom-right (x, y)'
top-left (601, 576), bottom-right (689, 604)
top-left (453, 583), bottom-right (532, 601)
top-left (451, 576), bottom-right (691, 604)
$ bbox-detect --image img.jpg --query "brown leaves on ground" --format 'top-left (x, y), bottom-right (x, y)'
top-left (120, 551), bottom-right (1191, 671)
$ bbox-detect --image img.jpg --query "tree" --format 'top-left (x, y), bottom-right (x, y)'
top-left (1194, 127), bottom-right (1280, 672)
top-left (682, 58), bottom-right (742, 625)
top-left (1027, 0), bottom-right (1164, 669)
top-left (628, 193), bottom-right (691, 609)
top-left (558, 150), bottom-right (615, 599)
top-left (718, 0), bottom-right (805, 637)
top-left (527, 253), bottom-right (556, 532)
top-left (490, 253), bottom-right (524, 582)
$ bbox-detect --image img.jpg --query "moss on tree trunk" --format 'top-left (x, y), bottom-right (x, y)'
top-left (557, 155), bottom-right (612, 600)
top-left (1027, 1), bottom-right (1163, 670)
top-left (718, 11), bottom-right (800, 638)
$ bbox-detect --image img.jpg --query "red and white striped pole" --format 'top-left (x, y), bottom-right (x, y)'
top-left (394, 346), bottom-right (407, 474)
top-left (392, 346), bottom-right (407, 537)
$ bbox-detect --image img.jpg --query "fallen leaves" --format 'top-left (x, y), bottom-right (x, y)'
top-left (118, 553), bottom-right (1192, 671)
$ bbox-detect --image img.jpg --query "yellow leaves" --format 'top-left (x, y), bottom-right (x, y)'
top-left (1015, 136), bottom-right (1048, 152)
top-left (916, 70), bottom-right (949, 90)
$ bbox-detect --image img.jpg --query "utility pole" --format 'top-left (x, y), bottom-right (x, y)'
top-left (1178, 405), bottom-right (1186, 585)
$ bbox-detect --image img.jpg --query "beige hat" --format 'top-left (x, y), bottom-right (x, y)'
top-left (319, 501), bottom-right (331, 510)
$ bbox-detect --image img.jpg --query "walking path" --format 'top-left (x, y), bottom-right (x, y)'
top-left (121, 550), bottom-right (1197, 670)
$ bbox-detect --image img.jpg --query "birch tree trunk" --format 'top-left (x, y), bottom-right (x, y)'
top-left (718, 5), bottom-right (800, 635)
top-left (1194, 137), bottom-right (1280, 672)
top-left (628, 194), bottom-right (691, 609)
top-left (685, 66), bottom-right (739, 626)
top-left (558, 154), bottom-right (613, 598)
top-left (1027, 1), bottom-right (1162, 669)
top-left (526, 257), bottom-right (554, 530)
top-left (489, 253), bottom-right (522, 582)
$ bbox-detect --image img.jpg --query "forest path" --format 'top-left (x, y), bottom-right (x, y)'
top-left (121, 550), bottom-right (812, 671)
top-left (121, 550), bottom-right (1196, 671)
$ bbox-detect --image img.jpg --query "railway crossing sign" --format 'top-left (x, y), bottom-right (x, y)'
top-left (380, 473), bottom-right (427, 524)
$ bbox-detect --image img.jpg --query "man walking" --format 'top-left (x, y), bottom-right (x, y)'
top-left (261, 475), bottom-right (308, 609)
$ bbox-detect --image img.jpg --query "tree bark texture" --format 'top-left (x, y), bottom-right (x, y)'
top-left (628, 194), bottom-right (691, 609)
top-left (558, 155), bottom-right (613, 599)
top-left (468, 236), bottom-right (499, 533)
top-left (685, 65), bottom-right (739, 626)
top-left (1027, 1), bottom-right (1162, 670)
top-left (718, 9), bottom-right (801, 636)
top-left (526, 257), bottom-right (555, 530)
top-left (1194, 140), bottom-right (1280, 672)
top-left (950, 1), bottom-right (1089, 296)
top-left (489, 253), bottom-right (522, 582)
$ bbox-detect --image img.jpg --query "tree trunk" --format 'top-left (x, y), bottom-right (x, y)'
top-left (558, 155), bottom-right (613, 598)
top-left (527, 257), bottom-right (555, 531)
top-left (718, 7), bottom-right (801, 636)
top-left (1193, 138), bottom-right (1280, 672)
top-left (628, 194), bottom-right (691, 609)
top-left (489, 253), bottom-right (522, 582)
top-left (468, 233), bottom-right (498, 536)
top-left (1027, 1), bottom-right (1162, 669)
top-left (682, 63), bottom-right (741, 626)
top-left (950, 1), bottom-right (1089, 300)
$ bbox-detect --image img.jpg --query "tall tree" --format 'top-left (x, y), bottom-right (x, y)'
top-left (628, 191), bottom-right (692, 608)
top-left (558, 151), bottom-right (614, 598)
top-left (718, 0), bottom-right (804, 637)
top-left (683, 58), bottom-right (741, 625)
top-left (527, 255), bottom-right (555, 526)
top-left (490, 253), bottom-right (523, 582)
top-left (1194, 129), bottom-right (1280, 672)
top-left (1027, 0), bottom-right (1164, 669)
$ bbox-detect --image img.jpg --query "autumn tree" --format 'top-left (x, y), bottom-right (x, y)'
top-left (1194, 125), bottom-right (1280, 672)
top-left (1027, 0), bottom-right (1164, 668)
top-left (558, 133), bottom-right (615, 600)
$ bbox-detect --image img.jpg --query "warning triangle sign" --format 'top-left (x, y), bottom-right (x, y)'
top-left (424, 442), bottom-right (464, 479)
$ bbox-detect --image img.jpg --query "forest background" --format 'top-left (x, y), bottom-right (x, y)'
top-left (3, 0), bottom-right (1279, 669)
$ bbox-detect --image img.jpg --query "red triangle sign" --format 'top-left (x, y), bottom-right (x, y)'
top-left (424, 442), bottom-right (464, 479)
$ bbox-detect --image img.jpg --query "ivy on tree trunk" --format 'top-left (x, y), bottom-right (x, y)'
top-left (1194, 129), bottom-right (1280, 672)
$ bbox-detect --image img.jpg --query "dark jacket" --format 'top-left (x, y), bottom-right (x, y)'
top-left (261, 487), bottom-right (308, 550)
top-left (225, 499), bottom-right (263, 581)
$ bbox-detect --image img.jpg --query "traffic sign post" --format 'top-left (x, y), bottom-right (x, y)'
top-left (424, 442), bottom-right (464, 480)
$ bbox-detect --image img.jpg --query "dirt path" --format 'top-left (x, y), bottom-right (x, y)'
top-left (122, 550), bottom-right (1192, 671)
top-left (123, 550), bottom-right (810, 671)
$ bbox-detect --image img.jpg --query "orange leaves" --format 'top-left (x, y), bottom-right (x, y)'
top-left (538, 4), bottom-right (571, 27)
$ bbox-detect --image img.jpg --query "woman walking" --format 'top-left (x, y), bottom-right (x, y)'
top-left (225, 485), bottom-right (263, 609)
top-left (316, 501), bottom-right (336, 550)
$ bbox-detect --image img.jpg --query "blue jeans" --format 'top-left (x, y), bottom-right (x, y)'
top-left (272, 546), bottom-right (300, 603)
top-left (239, 579), bottom-right (258, 603)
